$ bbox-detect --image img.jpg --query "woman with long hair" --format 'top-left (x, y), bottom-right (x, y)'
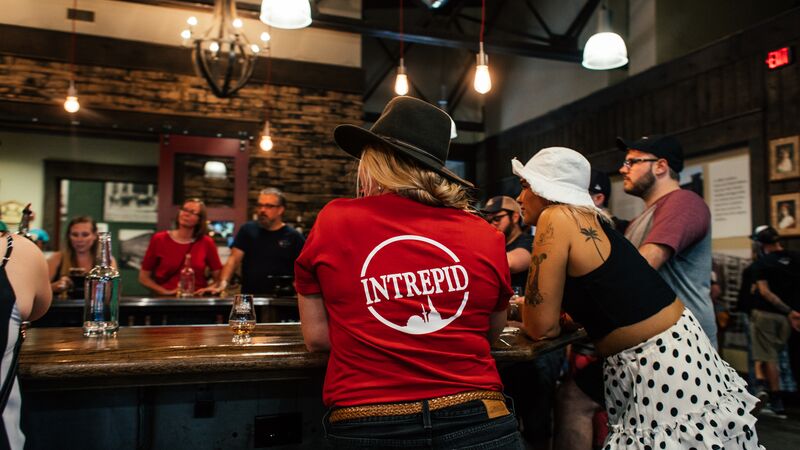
top-left (139, 198), bottom-right (222, 296)
top-left (296, 96), bottom-right (522, 449)
top-left (47, 216), bottom-right (116, 295)
top-left (512, 147), bottom-right (764, 449)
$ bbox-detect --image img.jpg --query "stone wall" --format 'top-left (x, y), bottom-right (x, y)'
top-left (0, 55), bottom-right (363, 227)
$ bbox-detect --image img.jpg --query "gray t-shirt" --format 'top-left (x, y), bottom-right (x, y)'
top-left (625, 189), bottom-right (717, 346)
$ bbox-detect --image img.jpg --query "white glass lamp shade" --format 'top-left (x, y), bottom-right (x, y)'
top-left (260, 0), bottom-right (312, 29)
top-left (203, 161), bottom-right (227, 179)
top-left (582, 32), bottom-right (628, 70)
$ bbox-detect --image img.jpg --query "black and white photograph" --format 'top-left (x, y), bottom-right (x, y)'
top-left (103, 182), bottom-right (158, 223)
top-left (118, 229), bottom-right (154, 270)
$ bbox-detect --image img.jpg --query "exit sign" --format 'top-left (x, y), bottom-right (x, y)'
top-left (766, 47), bottom-right (792, 69)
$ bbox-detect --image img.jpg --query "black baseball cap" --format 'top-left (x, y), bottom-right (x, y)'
top-left (616, 135), bottom-right (684, 173)
top-left (589, 169), bottom-right (611, 197)
top-left (751, 225), bottom-right (780, 244)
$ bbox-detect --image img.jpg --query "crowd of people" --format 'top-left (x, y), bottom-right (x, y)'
top-left (3, 95), bottom-right (799, 449)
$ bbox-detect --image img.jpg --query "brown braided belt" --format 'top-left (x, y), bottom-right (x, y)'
top-left (328, 390), bottom-right (505, 423)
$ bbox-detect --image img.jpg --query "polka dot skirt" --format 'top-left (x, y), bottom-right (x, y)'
top-left (602, 309), bottom-right (763, 449)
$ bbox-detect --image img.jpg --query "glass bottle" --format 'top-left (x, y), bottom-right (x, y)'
top-left (15, 203), bottom-right (33, 241)
top-left (83, 232), bottom-right (120, 336)
top-left (178, 253), bottom-right (195, 298)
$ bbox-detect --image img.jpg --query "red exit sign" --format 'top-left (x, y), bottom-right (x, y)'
top-left (766, 47), bottom-right (792, 69)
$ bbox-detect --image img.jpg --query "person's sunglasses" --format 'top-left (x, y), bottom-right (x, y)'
top-left (622, 158), bottom-right (659, 169)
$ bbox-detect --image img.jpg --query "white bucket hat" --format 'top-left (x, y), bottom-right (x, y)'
top-left (511, 147), bottom-right (597, 208)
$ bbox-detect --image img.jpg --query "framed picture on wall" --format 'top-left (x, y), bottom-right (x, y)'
top-left (771, 193), bottom-right (800, 236)
top-left (769, 136), bottom-right (800, 181)
top-left (104, 182), bottom-right (158, 223)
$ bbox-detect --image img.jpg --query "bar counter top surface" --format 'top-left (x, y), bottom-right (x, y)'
top-left (20, 324), bottom-right (586, 390)
top-left (48, 296), bottom-right (297, 307)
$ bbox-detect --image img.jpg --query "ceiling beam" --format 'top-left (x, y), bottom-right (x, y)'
top-left (112, 0), bottom-right (582, 62)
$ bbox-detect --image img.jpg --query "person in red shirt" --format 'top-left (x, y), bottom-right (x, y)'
top-left (139, 199), bottom-right (222, 296)
top-left (296, 96), bottom-right (523, 449)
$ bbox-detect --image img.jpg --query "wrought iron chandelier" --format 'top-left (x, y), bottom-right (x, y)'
top-left (181, 0), bottom-right (270, 98)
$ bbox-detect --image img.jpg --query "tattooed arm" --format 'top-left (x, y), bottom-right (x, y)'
top-left (522, 208), bottom-right (569, 340)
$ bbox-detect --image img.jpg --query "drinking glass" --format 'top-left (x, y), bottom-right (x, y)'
top-left (229, 294), bottom-right (256, 343)
top-left (507, 286), bottom-right (523, 321)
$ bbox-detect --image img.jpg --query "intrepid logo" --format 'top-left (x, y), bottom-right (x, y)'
top-left (360, 235), bottom-right (470, 335)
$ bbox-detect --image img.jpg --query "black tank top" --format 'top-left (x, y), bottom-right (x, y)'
top-left (562, 219), bottom-right (675, 340)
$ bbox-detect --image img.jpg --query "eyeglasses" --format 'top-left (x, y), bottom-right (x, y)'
top-left (180, 207), bottom-right (201, 216)
top-left (487, 213), bottom-right (510, 224)
top-left (256, 203), bottom-right (281, 209)
top-left (622, 158), bottom-right (659, 169)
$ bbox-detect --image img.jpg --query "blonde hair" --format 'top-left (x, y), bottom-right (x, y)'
top-left (357, 145), bottom-right (472, 210)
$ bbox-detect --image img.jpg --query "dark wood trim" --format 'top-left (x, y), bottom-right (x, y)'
top-left (157, 135), bottom-right (248, 232)
top-left (0, 25), bottom-right (363, 94)
top-left (43, 161), bottom-right (158, 249)
top-left (0, 100), bottom-right (262, 141)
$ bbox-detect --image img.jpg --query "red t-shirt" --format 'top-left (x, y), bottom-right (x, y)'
top-left (641, 189), bottom-right (710, 254)
top-left (295, 193), bottom-right (512, 407)
top-left (140, 232), bottom-right (223, 290)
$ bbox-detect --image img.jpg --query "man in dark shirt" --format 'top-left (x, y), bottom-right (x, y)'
top-left (746, 225), bottom-right (800, 417)
top-left (216, 188), bottom-right (305, 296)
top-left (482, 195), bottom-right (532, 292)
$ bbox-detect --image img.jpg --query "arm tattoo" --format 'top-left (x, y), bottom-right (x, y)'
top-left (580, 226), bottom-right (606, 261)
top-left (536, 222), bottom-right (554, 246)
top-left (526, 253), bottom-right (547, 306)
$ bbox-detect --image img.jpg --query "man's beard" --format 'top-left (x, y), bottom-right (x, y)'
top-left (625, 170), bottom-right (656, 197)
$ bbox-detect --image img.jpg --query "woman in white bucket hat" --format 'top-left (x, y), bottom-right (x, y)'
top-left (512, 147), bottom-right (762, 449)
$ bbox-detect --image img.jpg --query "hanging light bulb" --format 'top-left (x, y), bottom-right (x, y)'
top-left (473, 42), bottom-right (491, 94)
top-left (232, 18), bottom-right (243, 29)
top-left (260, 31), bottom-right (271, 43)
top-left (394, 58), bottom-right (409, 96)
top-left (582, 5), bottom-right (628, 70)
top-left (187, 16), bottom-right (198, 26)
top-left (259, 121), bottom-right (274, 151)
top-left (260, 0), bottom-right (312, 29)
top-left (64, 80), bottom-right (80, 113)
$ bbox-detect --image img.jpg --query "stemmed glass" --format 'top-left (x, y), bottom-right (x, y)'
top-left (229, 294), bottom-right (256, 343)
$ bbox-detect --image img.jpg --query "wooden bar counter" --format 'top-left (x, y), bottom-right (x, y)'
top-left (20, 324), bottom-right (586, 390)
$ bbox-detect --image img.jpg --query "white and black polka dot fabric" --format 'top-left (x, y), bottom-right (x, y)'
top-left (602, 309), bottom-right (763, 449)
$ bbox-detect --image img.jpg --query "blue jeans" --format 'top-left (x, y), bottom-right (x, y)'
top-left (324, 397), bottom-right (524, 449)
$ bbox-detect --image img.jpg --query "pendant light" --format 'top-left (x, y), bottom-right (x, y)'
top-left (582, 2), bottom-right (628, 70)
top-left (394, 0), bottom-right (409, 96)
top-left (473, 0), bottom-right (491, 94)
top-left (203, 161), bottom-right (227, 179)
top-left (64, 0), bottom-right (80, 113)
top-left (260, 33), bottom-right (275, 152)
top-left (260, 0), bottom-right (312, 29)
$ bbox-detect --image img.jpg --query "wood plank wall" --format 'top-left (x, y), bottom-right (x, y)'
top-left (478, 7), bottom-right (800, 248)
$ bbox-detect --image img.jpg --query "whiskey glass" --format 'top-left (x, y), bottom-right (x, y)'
top-left (229, 294), bottom-right (256, 343)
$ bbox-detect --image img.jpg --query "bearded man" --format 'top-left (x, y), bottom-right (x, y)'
top-left (482, 196), bottom-right (532, 293)
top-left (617, 135), bottom-right (717, 346)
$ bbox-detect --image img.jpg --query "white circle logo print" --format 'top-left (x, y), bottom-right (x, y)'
top-left (359, 235), bottom-right (470, 335)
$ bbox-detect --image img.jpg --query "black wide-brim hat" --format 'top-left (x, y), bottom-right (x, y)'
top-left (334, 96), bottom-right (473, 188)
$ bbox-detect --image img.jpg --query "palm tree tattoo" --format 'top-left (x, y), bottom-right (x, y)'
top-left (580, 226), bottom-right (604, 260)
top-left (526, 253), bottom-right (547, 306)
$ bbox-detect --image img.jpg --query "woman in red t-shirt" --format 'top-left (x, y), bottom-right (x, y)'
top-left (139, 199), bottom-right (222, 296)
top-left (296, 97), bottom-right (523, 449)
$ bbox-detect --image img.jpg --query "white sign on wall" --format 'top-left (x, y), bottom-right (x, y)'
top-left (708, 153), bottom-right (751, 239)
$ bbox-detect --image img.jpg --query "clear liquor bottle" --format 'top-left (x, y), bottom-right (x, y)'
top-left (177, 253), bottom-right (195, 298)
top-left (83, 232), bottom-right (120, 336)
